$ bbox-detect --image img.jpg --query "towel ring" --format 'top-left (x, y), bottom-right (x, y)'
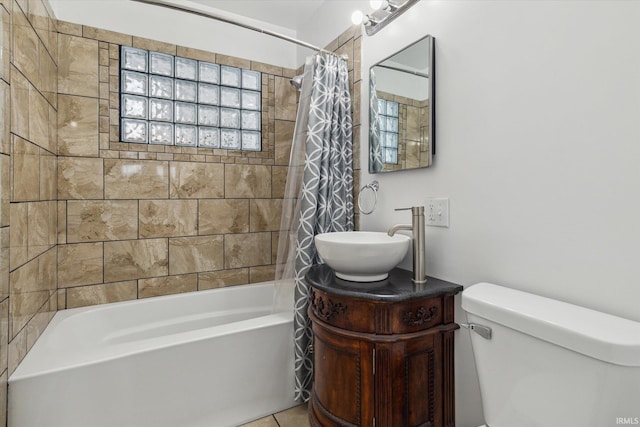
top-left (358, 180), bottom-right (379, 215)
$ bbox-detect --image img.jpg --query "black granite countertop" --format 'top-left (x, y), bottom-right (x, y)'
top-left (305, 264), bottom-right (463, 302)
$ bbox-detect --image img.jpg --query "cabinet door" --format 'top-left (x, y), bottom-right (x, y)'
top-left (311, 321), bottom-right (375, 427)
top-left (375, 332), bottom-right (441, 427)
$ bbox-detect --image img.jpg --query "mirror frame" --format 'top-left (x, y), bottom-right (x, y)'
top-left (368, 35), bottom-right (435, 173)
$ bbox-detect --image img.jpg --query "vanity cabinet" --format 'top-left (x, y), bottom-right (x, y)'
top-left (306, 265), bottom-right (463, 427)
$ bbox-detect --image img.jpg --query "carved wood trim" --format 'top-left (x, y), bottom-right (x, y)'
top-left (403, 306), bottom-right (438, 326)
top-left (311, 289), bottom-right (347, 322)
top-left (356, 345), bottom-right (361, 426)
top-left (443, 331), bottom-right (456, 427)
top-left (428, 347), bottom-right (435, 424)
top-left (375, 305), bottom-right (391, 333)
top-left (404, 348), bottom-right (436, 426)
top-left (376, 348), bottom-right (393, 426)
top-left (443, 294), bottom-right (455, 324)
top-left (308, 280), bottom-right (460, 427)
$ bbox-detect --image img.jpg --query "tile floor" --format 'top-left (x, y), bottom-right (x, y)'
top-left (239, 403), bottom-right (310, 427)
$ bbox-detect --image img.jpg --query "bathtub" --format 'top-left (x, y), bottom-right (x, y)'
top-left (8, 282), bottom-right (297, 427)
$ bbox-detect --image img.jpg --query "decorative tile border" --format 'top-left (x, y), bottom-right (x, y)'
top-left (99, 38), bottom-right (281, 165)
top-left (120, 46), bottom-right (262, 150)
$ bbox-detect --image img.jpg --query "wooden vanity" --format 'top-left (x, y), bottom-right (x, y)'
top-left (306, 264), bottom-right (463, 427)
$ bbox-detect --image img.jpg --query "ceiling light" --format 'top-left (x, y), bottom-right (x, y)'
top-left (384, 1), bottom-right (399, 12)
top-left (357, 0), bottom-right (420, 36)
top-left (363, 14), bottom-right (379, 26)
top-left (351, 10), bottom-right (364, 25)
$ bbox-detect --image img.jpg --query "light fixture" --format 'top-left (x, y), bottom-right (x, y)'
top-left (351, 9), bottom-right (364, 25)
top-left (384, 1), bottom-right (399, 12)
top-left (356, 0), bottom-right (420, 36)
top-left (363, 15), bottom-right (379, 26)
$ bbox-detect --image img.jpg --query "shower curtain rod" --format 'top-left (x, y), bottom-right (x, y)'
top-left (375, 63), bottom-right (429, 79)
top-left (131, 0), bottom-right (345, 57)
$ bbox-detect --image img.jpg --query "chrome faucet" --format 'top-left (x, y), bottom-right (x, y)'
top-left (388, 206), bottom-right (426, 284)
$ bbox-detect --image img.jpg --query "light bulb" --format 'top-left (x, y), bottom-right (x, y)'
top-left (363, 14), bottom-right (378, 26)
top-left (351, 10), bottom-right (364, 25)
top-left (384, 0), bottom-right (398, 12)
top-left (369, 0), bottom-right (383, 9)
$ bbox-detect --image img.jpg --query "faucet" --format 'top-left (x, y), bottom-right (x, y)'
top-left (388, 206), bottom-right (426, 284)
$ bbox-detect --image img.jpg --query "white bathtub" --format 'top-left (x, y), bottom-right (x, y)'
top-left (8, 282), bottom-right (297, 427)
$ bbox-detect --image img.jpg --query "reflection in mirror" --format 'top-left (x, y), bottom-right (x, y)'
top-left (369, 35), bottom-right (434, 173)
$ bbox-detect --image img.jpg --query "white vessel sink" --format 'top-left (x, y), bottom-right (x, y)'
top-left (314, 231), bottom-right (411, 282)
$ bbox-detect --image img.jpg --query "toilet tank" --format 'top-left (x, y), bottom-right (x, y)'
top-left (462, 283), bottom-right (640, 427)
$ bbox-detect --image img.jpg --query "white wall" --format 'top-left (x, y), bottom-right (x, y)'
top-left (359, 1), bottom-right (640, 426)
top-left (49, 0), bottom-right (374, 69)
top-left (295, 0), bottom-right (369, 62)
top-left (50, 0), bottom-right (301, 68)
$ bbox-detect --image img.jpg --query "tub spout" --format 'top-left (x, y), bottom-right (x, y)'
top-left (388, 206), bottom-right (426, 284)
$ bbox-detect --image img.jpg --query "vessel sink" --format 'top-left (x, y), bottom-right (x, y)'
top-left (314, 231), bottom-right (411, 282)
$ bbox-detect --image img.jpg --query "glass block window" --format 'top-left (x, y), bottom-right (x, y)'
top-left (120, 46), bottom-right (263, 150)
top-left (378, 99), bottom-right (399, 164)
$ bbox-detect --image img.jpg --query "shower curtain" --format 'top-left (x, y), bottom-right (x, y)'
top-left (369, 69), bottom-right (384, 172)
top-left (274, 53), bottom-right (354, 402)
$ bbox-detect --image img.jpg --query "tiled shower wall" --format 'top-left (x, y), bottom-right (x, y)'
top-left (53, 21), bottom-right (361, 311)
top-left (0, 2), bottom-right (361, 423)
top-left (54, 21), bottom-right (301, 309)
top-left (2, 0), bottom-right (59, 423)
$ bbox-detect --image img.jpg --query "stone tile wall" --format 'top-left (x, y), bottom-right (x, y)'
top-left (54, 21), bottom-right (362, 310)
top-left (1, 0), bottom-right (59, 424)
top-left (54, 21), bottom-right (299, 310)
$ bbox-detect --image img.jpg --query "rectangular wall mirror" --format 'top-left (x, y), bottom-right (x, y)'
top-left (369, 35), bottom-right (435, 173)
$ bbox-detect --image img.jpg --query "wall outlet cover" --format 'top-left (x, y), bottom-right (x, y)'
top-left (426, 197), bottom-right (449, 227)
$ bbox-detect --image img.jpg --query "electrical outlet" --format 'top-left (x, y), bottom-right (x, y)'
top-left (426, 197), bottom-right (449, 227)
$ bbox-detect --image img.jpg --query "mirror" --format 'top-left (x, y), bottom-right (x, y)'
top-left (369, 35), bottom-right (434, 173)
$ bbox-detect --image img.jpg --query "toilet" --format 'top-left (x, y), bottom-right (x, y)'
top-left (462, 282), bottom-right (640, 427)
